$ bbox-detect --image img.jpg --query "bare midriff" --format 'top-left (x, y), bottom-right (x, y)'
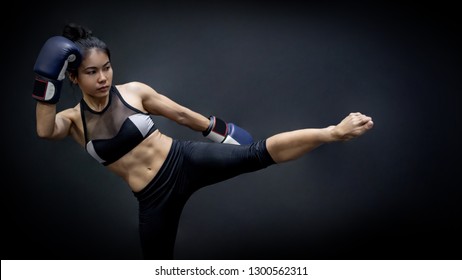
top-left (106, 130), bottom-right (173, 192)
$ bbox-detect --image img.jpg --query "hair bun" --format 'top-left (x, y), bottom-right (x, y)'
top-left (62, 22), bottom-right (93, 41)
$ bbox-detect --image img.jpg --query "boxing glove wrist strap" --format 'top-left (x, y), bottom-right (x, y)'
top-left (32, 75), bottom-right (62, 104)
top-left (203, 116), bottom-right (228, 143)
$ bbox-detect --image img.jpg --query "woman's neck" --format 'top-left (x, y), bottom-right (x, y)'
top-left (84, 95), bottom-right (109, 112)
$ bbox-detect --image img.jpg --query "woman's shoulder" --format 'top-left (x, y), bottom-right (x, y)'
top-left (57, 104), bottom-right (81, 120)
top-left (116, 81), bottom-right (152, 91)
top-left (116, 81), bottom-right (158, 97)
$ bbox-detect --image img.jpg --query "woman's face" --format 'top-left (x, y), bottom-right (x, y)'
top-left (75, 48), bottom-right (113, 98)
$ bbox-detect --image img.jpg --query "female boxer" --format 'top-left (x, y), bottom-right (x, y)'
top-left (33, 23), bottom-right (374, 259)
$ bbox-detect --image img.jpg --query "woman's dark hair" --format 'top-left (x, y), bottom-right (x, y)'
top-left (62, 23), bottom-right (111, 75)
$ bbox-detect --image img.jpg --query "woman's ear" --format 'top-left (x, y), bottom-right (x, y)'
top-left (68, 73), bottom-right (78, 84)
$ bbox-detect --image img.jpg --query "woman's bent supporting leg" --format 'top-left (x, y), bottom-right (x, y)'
top-left (134, 139), bottom-right (275, 259)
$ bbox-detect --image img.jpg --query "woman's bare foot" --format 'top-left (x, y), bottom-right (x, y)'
top-left (331, 112), bottom-right (374, 141)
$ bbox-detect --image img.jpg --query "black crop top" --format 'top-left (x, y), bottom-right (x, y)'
top-left (80, 86), bottom-right (157, 166)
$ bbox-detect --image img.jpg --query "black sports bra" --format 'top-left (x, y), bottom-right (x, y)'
top-left (80, 86), bottom-right (157, 165)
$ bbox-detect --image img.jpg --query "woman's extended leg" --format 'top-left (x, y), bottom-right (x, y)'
top-left (266, 112), bottom-right (374, 163)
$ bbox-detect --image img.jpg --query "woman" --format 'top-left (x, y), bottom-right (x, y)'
top-left (33, 23), bottom-right (374, 259)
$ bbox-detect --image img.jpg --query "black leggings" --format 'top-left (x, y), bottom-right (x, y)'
top-left (132, 139), bottom-right (275, 259)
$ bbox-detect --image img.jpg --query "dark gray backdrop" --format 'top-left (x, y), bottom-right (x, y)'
top-left (3, 1), bottom-right (460, 260)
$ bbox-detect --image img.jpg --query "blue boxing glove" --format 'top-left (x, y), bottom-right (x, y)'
top-left (202, 116), bottom-right (254, 145)
top-left (32, 36), bottom-right (82, 104)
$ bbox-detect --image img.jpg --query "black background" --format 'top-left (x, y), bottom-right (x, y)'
top-left (2, 0), bottom-right (460, 260)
